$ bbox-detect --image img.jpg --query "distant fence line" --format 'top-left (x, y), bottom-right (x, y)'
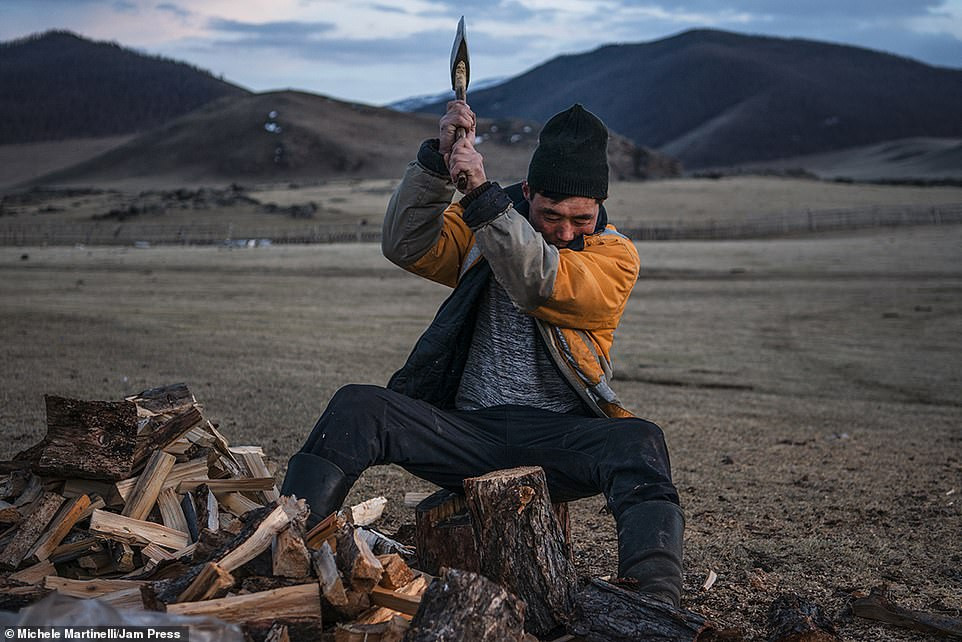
top-left (1, 203), bottom-right (960, 247)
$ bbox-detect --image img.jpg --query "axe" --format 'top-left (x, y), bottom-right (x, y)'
top-left (450, 16), bottom-right (470, 192)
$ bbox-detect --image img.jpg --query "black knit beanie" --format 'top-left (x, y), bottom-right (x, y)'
top-left (527, 104), bottom-right (609, 200)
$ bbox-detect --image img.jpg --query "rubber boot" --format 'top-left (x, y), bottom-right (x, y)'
top-left (616, 500), bottom-right (685, 608)
top-left (281, 452), bottom-right (350, 528)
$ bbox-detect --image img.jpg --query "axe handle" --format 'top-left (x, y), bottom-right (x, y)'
top-left (453, 61), bottom-right (469, 192)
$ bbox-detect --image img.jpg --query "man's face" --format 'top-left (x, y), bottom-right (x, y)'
top-left (523, 182), bottom-right (600, 249)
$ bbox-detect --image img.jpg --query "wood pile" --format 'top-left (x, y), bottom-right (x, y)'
top-left (0, 384), bottom-right (428, 641)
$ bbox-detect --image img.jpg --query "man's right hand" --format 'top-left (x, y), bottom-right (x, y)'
top-left (439, 100), bottom-right (477, 160)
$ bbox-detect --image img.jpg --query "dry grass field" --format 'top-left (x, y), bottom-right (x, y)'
top-left (1, 214), bottom-right (959, 639)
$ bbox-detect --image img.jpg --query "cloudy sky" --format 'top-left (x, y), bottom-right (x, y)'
top-left (3, 0), bottom-right (961, 105)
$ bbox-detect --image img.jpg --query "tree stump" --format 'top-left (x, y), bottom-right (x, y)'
top-left (414, 489), bottom-right (478, 576)
top-left (571, 578), bottom-right (726, 642)
top-left (463, 466), bottom-right (577, 637)
top-left (403, 567), bottom-right (526, 641)
top-left (767, 593), bottom-right (840, 642)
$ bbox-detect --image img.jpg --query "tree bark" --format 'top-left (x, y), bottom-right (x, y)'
top-left (570, 578), bottom-right (727, 642)
top-left (403, 567), bottom-right (526, 642)
top-left (463, 466), bottom-right (577, 638)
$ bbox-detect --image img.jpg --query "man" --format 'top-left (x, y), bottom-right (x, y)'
top-left (282, 101), bottom-right (685, 606)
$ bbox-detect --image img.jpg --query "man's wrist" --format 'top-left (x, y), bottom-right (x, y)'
top-left (460, 182), bottom-right (513, 229)
top-left (416, 139), bottom-right (449, 179)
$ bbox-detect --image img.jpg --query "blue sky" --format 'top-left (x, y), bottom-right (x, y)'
top-left (2, 0), bottom-right (961, 105)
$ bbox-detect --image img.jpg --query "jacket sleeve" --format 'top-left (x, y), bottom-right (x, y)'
top-left (381, 140), bottom-right (475, 288)
top-left (461, 184), bottom-right (640, 330)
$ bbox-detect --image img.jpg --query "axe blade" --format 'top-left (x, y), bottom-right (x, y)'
top-left (450, 16), bottom-right (470, 94)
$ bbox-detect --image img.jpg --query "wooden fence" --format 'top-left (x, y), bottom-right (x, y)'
top-left (1, 203), bottom-right (960, 247)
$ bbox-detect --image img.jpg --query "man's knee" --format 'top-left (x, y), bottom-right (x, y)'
top-left (328, 383), bottom-right (388, 413)
top-left (605, 418), bottom-right (670, 461)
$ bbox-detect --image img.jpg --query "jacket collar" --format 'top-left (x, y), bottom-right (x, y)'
top-left (503, 182), bottom-right (608, 251)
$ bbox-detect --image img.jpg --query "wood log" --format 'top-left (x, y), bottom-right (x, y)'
top-left (305, 512), bottom-right (338, 550)
top-left (377, 553), bottom-right (414, 590)
top-left (0, 470), bottom-right (31, 502)
top-left (414, 489), bottom-right (478, 575)
top-left (264, 623), bottom-right (289, 642)
top-left (122, 451), bottom-right (176, 520)
top-left (89, 508), bottom-right (189, 550)
top-left (273, 525), bottom-right (311, 578)
top-left (370, 584), bottom-right (420, 616)
top-left (0, 501), bottom-right (22, 524)
top-left (177, 478), bottom-right (276, 494)
top-left (570, 578), bottom-right (724, 642)
top-left (157, 487), bottom-right (189, 534)
top-left (0, 491), bottom-right (65, 569)
top-left (218, 491), bottom-right (263, 517)
top-left (37, 395), bottom-right (138, 480)
top-left (180, 491), bottom-right (199, 542)
top-left (216, 496), bottom-right (307, 572)
top-left (767, 593), bottom-right (840, 641)
top-left (312, 541), bottom-right (348, 608)
top-left (133, 407), bottom-right (204, 468)
top-left (50, 536), bottom-right (104, 564)
top-left (96, 587), bottom-right (146, 610)
top-left (128, 383), bottom-right (196, 416)
top-left (335, 524), bottom-right (384, 593)
top-left (176, 561), bottom-right (235, 602)
top-left (8, 559), bottom-right (55, 585)
top-left (25, 493), bottom-right (91, 563)
top-left (335, 617), bottom-right (408, 642)
top-left (0, 583), bottom-right (51, 610)
top-left (463, 466), bottom-right (577, 637)
top-left (61, 479), bottom-right (115, 502)
top-left (166, 583), bottom-right (321, 622)
top-left (229, 446), bottom-right (280, 503)
top-left (115, 457), bottom-right (208, 503)
top-left (244, 618), bottom-right (325, 642)
top-left (111, 541), bottom-right (137, 573)
top-left (43, 576), bottom-right (146, 598)
top-left (404, 567), bottom-right (526, 641)
top-left (851, 584), bottom-right (962, 638)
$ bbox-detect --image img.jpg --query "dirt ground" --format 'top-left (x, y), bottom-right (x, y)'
top-left (0, 224), bottom-right (960, 640)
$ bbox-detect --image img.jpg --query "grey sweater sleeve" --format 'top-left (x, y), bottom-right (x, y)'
top-left (381, 140), bottom-right (457, 267)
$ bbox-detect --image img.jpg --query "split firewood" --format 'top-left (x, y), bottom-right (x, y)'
top-left (464, 466), bottom-right (577, 637)
top-left (404, 567), bottom-right (526, 642)
top-left (25, 493), bottom-right (91, 563)
top-left (195, 485), bottom-right (220, 533)
top-left (403, 492), bottom-right (433, 509)
top-left (0, 470), bottom-right (31, 501)
top-left (37, 395), bottom-right (138, 481)
top-left (0, 491), bottom-right (65, 569)
top-left (215, 496), bottom-right (307, 573)
top-left (312, 541), bottom-right (348, 608)
top-left (166, 582), bottom-right (321, 623)
top-left (851, 584), bottom-right (962, 638)
top-left (96, 586), bottom-right (146, 610)
top-left (350, 497), bottom-right (387, 526)
top-left (156, 487), bottom-right (189, 534)
top-left (570, 578), bottom-right (727, 642)
top-left (356, 527), bottom-right (414, 557)
top-left (177, 478), bottom-right (277, 494)
top-left (176, 561), bottom-right (235, 603)
top-left (0, 500), bottom-right (23, 524)
top-left (377, 553), bottom-right (414, 590)
top-left (127, 383), bottom-right (196, 417)
top-left (115, 457), bottom-right (208, 503)
top-left (305, 512), bottom-right (338, 550)
top-left (43, 576), bottom-right (146, 598)
top-left (335, 617), bottom-right (408, 642)
top-left (273, 524), bottom-right (311, 578)
top-left (218, 491), bottom-right (263, 517)
top-left (111, 541), bottom-right (137, 573)
top-left (8, 559), bottom-right (55, 585)
top-left (49, 536), bottom-right (104, 564)
top-left (264, 623), bottom-right (289, 642)
top-left (141, 542), bottom-right (175, 564)
top-left (180, 491), bottom-right (199, 541)
top-left (244, 618), bottom-right (325, 642)
top-left (121, 451), bottom-right (176, 520)
top-left (89, 508), bottom-right (189, 550)
top-left (0, 583), bottom-right (52, 611)
top-left (767, 593), bottom-right (840, 642)
top-left (229, 446), bottom-right (280, 503)
top-left (61, 479), bottom-right (115, 503)
top-left (133, 407), bottom-right (204, 468)
top-left (369, 584), bottom-right (421, 616)
top-left (335, 524), bottom-right (384, 593)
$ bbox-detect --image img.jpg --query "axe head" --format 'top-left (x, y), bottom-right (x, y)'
top-left (450, 16), bottom-right (470, 93)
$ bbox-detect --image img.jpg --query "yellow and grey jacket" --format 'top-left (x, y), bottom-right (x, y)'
top-left (382, 141), bottom-right (640, 419)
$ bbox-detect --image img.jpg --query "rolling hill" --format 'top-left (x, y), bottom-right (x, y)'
top-left (0, 31), bottom-right (249, 144)
top-left (30, 90), bottom-right (670, 187)
top-left (413, 29), bottom-right (962, 169)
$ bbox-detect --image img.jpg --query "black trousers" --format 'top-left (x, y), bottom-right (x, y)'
top-left (298, 384), bottom-right (678, 519)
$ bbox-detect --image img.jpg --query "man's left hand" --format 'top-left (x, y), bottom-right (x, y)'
top-left (448, 134), bottom-right (487, 192)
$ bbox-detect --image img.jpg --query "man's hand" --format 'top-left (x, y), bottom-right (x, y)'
top-left (440, 100), bottom-right (487, 192)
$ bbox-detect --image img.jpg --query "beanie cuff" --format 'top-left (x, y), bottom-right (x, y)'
top-left (527, 172), bottom-right (608, 200)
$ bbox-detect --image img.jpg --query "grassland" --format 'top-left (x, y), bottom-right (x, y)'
top-left (1, 219), bottom-right (959, 639)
